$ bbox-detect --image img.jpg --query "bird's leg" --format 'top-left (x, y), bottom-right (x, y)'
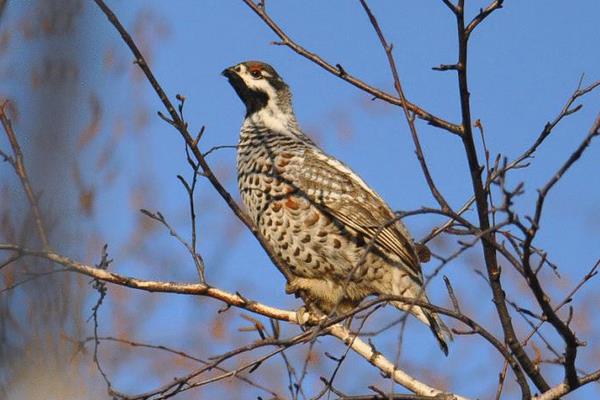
top-left (343, 313), bottom-right (354, 329)
top-left (285, 280), bottom-right (300, 295)
top-left (285, 281), bottom-right (315, 325)
top-left (292, 291), bottom-right (328, 327)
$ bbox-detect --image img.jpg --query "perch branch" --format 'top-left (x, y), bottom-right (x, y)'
top-left (0, 242), bottom-right (465, 399)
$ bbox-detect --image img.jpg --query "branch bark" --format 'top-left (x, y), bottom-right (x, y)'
top-left (449, 2), bottom-right (548, 395)
top-left (358, 0), bottom-right (453, 214)
top-left (521, 112), bottom-right (600, 388)
top-left (0, 102), bottom-right (49, 249)
top-left (0, 242), bottom-right (466, 399)
top-left (532, 368), bottom-right (600, 400)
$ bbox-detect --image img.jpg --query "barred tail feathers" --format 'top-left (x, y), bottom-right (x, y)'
top-left (390, 269), bottom-right (453, 355)
top-left (424, 310), bottom-right (453, 356)
top-left (391, 300), bottom-right (452, 356)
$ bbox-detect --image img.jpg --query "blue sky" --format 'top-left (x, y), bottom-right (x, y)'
top-left (3, 1), bottom-right (600, 399)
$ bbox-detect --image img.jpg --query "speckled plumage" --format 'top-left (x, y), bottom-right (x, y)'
top-left (223, 61), bottom-right (452, 354)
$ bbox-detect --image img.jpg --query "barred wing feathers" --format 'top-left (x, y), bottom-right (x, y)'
top-left (289, 149), bottom-right (423, 282)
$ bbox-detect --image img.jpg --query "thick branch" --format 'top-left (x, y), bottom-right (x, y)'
top-left (452, 4), bottom-right (547, 395)
top-left (330, 325), bottom-right (462, 399)
top-left (533, 369), bottom-right (600, 400)
top-left (0, 242), bottom-right (464, 398)
top-left (440, 0), bottom-right (458, 14)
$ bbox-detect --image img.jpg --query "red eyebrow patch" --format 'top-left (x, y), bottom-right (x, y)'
top-left (247, 63), bottom-right (263, 73)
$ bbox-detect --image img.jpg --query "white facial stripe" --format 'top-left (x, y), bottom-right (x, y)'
top-left (235, 63), bottom-right (296, 134)
top-left (236, 65), bottom-right (278, 100)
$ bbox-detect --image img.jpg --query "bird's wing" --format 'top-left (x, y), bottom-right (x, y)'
top-left (287, 148), bottom-right (423, 279)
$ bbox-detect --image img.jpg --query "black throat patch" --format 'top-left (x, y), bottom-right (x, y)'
top-left (224, 71), bottom-right (269, 117)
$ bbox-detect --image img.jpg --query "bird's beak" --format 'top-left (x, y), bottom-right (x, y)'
top-left (222, 65), bottom-right (247, 100)
top-left (221, 66), bottom-right (236, 78)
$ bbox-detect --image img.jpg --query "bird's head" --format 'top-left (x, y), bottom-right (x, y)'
top-left (222, 61), bottom-right (293, 117)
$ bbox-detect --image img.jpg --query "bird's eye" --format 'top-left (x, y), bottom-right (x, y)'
top-left (250, 69), bottom-right (263, 79)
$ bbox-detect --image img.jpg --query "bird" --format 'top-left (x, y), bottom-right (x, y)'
top-left (222, 61), bottom-right (452, 354)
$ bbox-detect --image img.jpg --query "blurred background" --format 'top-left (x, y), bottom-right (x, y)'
top-left (0, 1), bottom-right (599, 399)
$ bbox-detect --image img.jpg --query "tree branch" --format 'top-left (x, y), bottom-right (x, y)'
top-left (440, 0), bottom-right (458, 14)
top-left (500, 78), bottom-right (600, 175)
top-left (0, 242), bottom-right (465, 399)
top-left (82, 336), bottom-right (280, 398)
top-left (451, 3), bottom-right (547, 395)
top-left (521, 113), bottom-right (600, 388)
top-left (93, 0), bottom-right (295, 287)
top-left (465, 1), bottom-right (504, 36)
top-left (533, 368), bottom-right (600, 400)
top-left (358, 0), bottom-right (453, 213)
top-left (0, 102), bottom-right (50, 249)
top-left (241, 0), bottom-right (462, 135)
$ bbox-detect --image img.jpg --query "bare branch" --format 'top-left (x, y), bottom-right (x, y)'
top-left (0, 252), bottom-right (22, 270)
top-left (358, 0), bottom-right (453, 213)
top-left (522, 258), bottom-right (600, 348)
top-left (330, 324), bottom-right (465, 399)
top-left (83, 336), bottom-right (280, 398)
top-left (0, 102), bottom-right (49, 249)
top-left (440, 0), bottom-right (458, 14)
top-left (241, 0), bottom-right (462, 135)
top-left (522, 114), bottom-right (600, 387)
top-left (140, 208), bottom-right (205, 282)
top-left (501, 78), bottom-right (600, 175)
top-left (0, 242), bottom-right (465, 398)
top-left (89, 245), bottom-right (112, 392)
top-left (535, 112), bottom-right (600, 220)
top-left (533, 368), bottom-right (600, 400)
top-left (465, 1), bottom-right (504, 36)
top-left (450, 3), bottom-right (547, 393)
top-left (92, 0), bottom-right (297, 289)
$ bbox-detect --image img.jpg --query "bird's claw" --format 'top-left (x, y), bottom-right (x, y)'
top-left (295, 305), bottom-right (311, 326)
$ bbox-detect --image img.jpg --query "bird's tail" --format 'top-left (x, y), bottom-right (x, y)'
top-left (391, 300), bottom-right (453, 356)
top-left (423, 309), bottom-right (453, 356)
top-left (389, 269), bottom-right (453, 355)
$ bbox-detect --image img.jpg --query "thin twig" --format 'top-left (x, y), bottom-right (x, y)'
top-left (93, 0), bottom-right (297, 297)
top-left (81, 336), bottom-right (280, 398)
top-left (241, 0), bottom-right (462, 135)
top-left (465, 1), bottom-right (505, 36)
top-left (0, 102), bottom-right (49, 249)
top-left (520, 113), bottom-right (600, 388)
top-left (358, 0), bottom-right (453, 213)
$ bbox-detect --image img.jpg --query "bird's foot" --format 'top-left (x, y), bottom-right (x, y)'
top-left (295, 305), bottom-right (311, 326)
top-left (294, 305), bottom-right (329, 328)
